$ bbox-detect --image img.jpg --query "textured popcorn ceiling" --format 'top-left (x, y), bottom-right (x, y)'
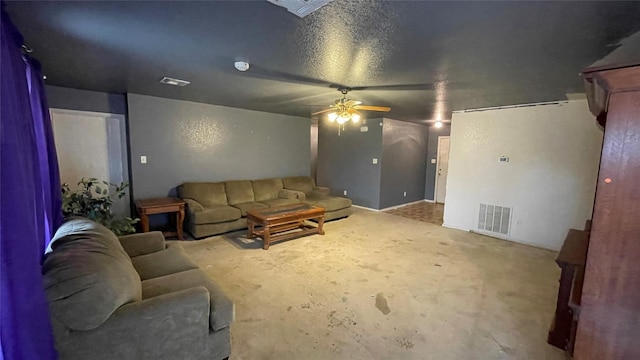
top-left (6, 1), bottom-right (640, 121)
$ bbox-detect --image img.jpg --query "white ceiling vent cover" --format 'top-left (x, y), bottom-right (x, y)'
top-left (266, 0), bottom-right (334, 18)
top-left (478, 204), bottom-right (512, 235)
top-left (160, 77), bottom-right (190, 87)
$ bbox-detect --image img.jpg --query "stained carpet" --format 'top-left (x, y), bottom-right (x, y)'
top-left (180, 207), bottom-right (564, 360)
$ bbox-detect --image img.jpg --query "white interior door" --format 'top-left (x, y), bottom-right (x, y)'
top-left (50, 109), bottom-right (129, 215)
top-left (435, 136), bottom-right (451, 203)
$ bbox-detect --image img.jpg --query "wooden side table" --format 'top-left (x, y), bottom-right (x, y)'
top-left (135, 197), bottom-right (185, 240)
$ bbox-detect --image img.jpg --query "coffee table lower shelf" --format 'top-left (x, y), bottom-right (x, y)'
top-left (246, 205), bottom-right (325, 250)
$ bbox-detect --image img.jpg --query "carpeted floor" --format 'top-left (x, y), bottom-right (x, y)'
top-left (384, 201), bottom-right (445, 225)
top-left (180, 207), bottom-right (564, 360)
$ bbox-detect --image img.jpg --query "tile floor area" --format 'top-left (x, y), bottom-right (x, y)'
top-left (384, 201), bottom-right (445, 225)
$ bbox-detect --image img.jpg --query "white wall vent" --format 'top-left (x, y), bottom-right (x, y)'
top-left (478, 204), bottom-right (511, 235)
top-left (159, 77), bottom-right (190, 87)
top-left (266, 0), bottom-right (334, 18)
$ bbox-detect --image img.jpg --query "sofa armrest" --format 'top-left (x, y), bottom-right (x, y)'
top-left (118, 231), bottom-right (166, 257)
top-left (278, 189), bottom-right (304, 200)
top-left (183, 198), bottom-right (205, 213)
top-left (308, 186), bottom-right (330, 198)
top-left (56, 287), bottom-right (211, 359)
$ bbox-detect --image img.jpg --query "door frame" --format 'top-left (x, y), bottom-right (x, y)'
top-left (434, 136), bottom-right (450, 203)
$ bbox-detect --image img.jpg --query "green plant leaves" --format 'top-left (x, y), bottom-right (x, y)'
top-left (61, 178), bottom-right (138, 235)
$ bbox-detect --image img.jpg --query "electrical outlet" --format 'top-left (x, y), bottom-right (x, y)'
top-left (372, 158), bottom-right (378, 164)
top-left (343, 190), bottom-right (347, 196)
top-left (403, 191), bottom-right (407, 197)
top-left (140, 155), bottom-right (147, 164)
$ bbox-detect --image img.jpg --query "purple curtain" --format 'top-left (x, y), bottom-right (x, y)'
top-left (1, 5), bottom-right (62, 360)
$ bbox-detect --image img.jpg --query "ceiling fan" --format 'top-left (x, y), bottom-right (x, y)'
top-left (311, 88), bottom-right (391, 124)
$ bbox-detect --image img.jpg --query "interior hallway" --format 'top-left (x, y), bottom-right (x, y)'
top-left (181, 207), bottom-right (563, 360)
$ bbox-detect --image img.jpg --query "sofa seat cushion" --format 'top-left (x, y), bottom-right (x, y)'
top-left (232, 201), bottom-right (268, 216)
top-left (252, 178), bottom-right (284, 201)
top-left (192, 205), bottom-right (241, 225)
top-left (131, 243), bottom-right (199, 280)
top-left (180, 182), bottom-right (228, 207)
top-left (303, 196), bottom-right (352, 212)
top-left (142, 269), bottom-right (235, 331)
top-left (259, 198), bottom-right (301, 208)
top-left (42, 219), bottom-right (142, 331)
top-left (225, 180), bottom-right (255, 205)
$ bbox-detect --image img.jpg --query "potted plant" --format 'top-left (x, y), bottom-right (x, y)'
top-left (61, 177), bottom-right (139, 235)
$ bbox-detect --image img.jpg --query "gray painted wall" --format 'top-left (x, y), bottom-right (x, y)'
top-left (317, 119), bottom-right (383, 209)
top-left (127, 94), bottom-right (311, 200)
top-left (424, 124), bottom-right (451, 201)
top-left (380, 118), bottom-right (429, 209)
top-left (46, 85), bottom-right (127, 114)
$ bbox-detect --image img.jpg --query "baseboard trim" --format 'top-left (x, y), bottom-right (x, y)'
top-left (442, 223), bottom-right (469, 231)
top-left (441, 224), bottom-right (559, 251)
top-left (424, 199), bottom-right (436, 203)
top-left (378, 199), bottom-right (428, 212)
top-left (351, 205), bottom-right (380, 212)
top-left (469, 230), bottom-right (559, 251)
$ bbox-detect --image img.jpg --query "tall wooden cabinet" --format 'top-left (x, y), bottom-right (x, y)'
top-left (574, 63), bottom-right (640, 359)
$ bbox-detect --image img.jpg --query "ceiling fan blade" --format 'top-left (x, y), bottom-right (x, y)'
top-left (311, 108), bottom-right (336, 116)
top-left (353, 105), bottom-right (391, 112)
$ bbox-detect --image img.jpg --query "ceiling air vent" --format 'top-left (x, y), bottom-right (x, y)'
top-left (266, 0), bottom-right (333, 18)
top-left (159, 77), bottom-right (190, 87)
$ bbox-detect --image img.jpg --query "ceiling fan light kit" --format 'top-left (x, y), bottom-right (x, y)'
top-left (313, 88), bottom-right (389, 129)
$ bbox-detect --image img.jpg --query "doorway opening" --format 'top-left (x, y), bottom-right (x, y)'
top-left (50, 108), bottom-right (129, 216)
top-left (434, 136), bottom-right (450, 204)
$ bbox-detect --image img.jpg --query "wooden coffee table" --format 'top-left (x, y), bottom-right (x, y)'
top-left (246, 203), bottom-right (325, 250)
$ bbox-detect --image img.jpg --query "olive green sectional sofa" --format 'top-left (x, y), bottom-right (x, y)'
top-left (43, 219), bottom-right (234, 360)
top-left (178, 176), bottom-right (352, 239)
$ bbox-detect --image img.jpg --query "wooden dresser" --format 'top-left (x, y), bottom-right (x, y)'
top-left (548, 227), bottom-right (590, 354)
top-left (570, 63), bottom-right (640, 359)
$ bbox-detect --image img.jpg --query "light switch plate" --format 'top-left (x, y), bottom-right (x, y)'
top-left (140, 155), bottom-right (147, 164)
top-left (372, 158), bottom-right (378, 164)
top-left (431, 158), bottom-right (436, 164)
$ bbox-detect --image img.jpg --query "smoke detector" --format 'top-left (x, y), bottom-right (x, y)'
top-left (234, 61), bottom-right (250, 72)
top-left (266, 0), bottom-right (333, 18)
top-left (159, 76), bottom-right (190, 87)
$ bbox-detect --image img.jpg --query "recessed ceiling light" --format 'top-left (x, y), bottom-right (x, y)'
top-left (159, 76), bottom-right (190, 87)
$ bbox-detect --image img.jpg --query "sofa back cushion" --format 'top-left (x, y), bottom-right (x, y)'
top-left (42, 218), bottom-right (142, 331)
top-left (282, 176), bottom-right (316, 195)
top-left (225, 180), bottom-right (255, 205)
top-left (179, 182), bottom-right (228, 207)
top-left (252, 178), bottom-right (284, 201)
